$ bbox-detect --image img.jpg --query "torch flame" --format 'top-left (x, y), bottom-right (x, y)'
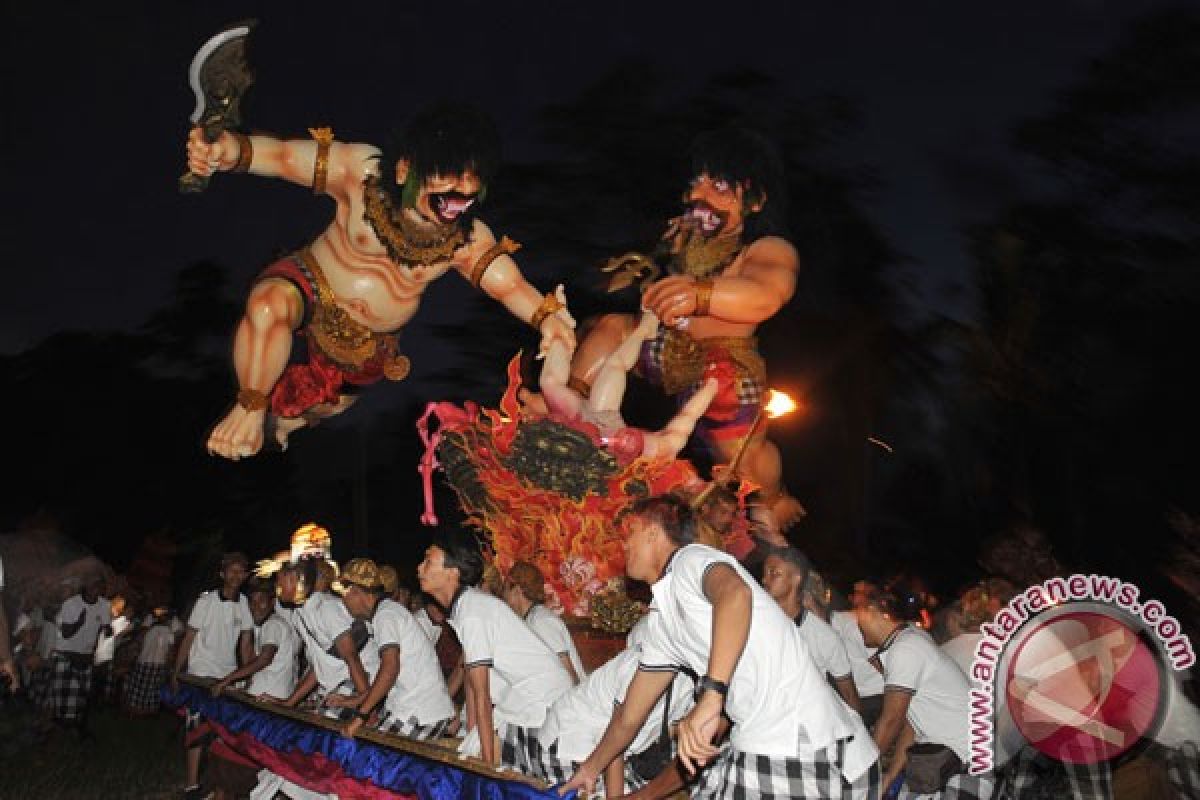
top-left (763, 389), bottom-right (798, 419)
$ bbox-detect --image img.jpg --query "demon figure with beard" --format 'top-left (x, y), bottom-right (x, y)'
top-left (567, 126), bottom-right (803, 529)
top-left (186, 104), bottom-right (575, 460)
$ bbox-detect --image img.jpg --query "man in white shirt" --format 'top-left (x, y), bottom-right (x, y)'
top-left (124, 607), bottom-right (175, 714)
top-left (171, 552), bottom-right (254, 800)
top-left (832, 600), bottom-right (886, 729)
top-left (51, 573), bottom-right (111, 736)
top-left (536, 643), bottom-right (695, 796)
top-left (562, 495), bottom-right (880, 800)
top-left (855, 583), bottom-right (992, 800)
top-left (761, 547), bottom-right (862, 713)
top-left (210, 578), bottom-right (298, 701)
top-left (273, 558), bottom-right (377, 720)
top-left (335, 558), bottom-right (455, 741)
top-left (418, 530), bottom-right (573, 766)
top-left (503, 560), bottom-right (586, 684)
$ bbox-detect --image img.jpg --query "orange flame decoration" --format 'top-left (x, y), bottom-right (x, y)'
top-left (427, 355), bottom-right (703, 617)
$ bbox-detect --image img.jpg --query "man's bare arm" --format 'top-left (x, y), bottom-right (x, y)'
top-left (333, 631), bottom-right (371, 696)
top-left (465, 664), bottom-right (497, 764)
top-left (212, 644), bottom-right (277, 695)
top-left (188, 128), bottom-right (375, 195)
top-left (872, 688), bottom-right (914, 755)
top-left (833, 675), bottom-right (862, 713)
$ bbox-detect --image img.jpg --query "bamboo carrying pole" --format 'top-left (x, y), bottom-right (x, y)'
top-left (178, 674), bottom-right (548, 789)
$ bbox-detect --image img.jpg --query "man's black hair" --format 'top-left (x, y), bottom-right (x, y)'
top-left (430, 529), bottom-right (484, 588)
top-left (245, 577), bottom-right (275, 598)
top-left (375, 103), bottom-right (501, 206)
top-left (689, 125), bottom-right (787, 239)
top-left (626, 493), bottom-right (697, 546)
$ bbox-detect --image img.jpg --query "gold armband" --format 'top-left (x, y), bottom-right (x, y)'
top-left (694, 277), bottom-right (714, 316)
top-left (231, 132), bottom-right (254, 173)
top-left (309, 126), bottom-right (334, 194)
top-left (237, 388), bottom-right (270, 412)
top-left (530, 292), bottom-right (565, 331)
top-left (470, 236), bottom-right (522, 289)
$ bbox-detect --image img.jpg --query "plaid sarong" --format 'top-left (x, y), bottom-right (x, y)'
top-left (1166, 742), bottom-right (1200, 800)
top-left (123, 662), bottom-right (169, 713)
top-left (49, 653), bottom-right (93, 723)
top-left (377, 712), bottom-right (452, 742)
top-left (694, 738), bottom-right (881, 800)
top-left (309, 684), bottom-right (358, 722)
top-left (895, 772), bottom-right (993, 800)
top-left (995, 745), bottom-right (1111, 800)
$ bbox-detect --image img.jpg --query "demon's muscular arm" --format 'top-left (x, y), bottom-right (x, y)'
top-left (455, 220), bottom-right (576, 358)
top-left (641, 236), bottom-right (798, 329)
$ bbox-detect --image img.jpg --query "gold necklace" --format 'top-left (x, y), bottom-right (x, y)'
top-left (362, 176), bottom-right (466, 267)
top-left (673, 229), bottom-right (743, 278)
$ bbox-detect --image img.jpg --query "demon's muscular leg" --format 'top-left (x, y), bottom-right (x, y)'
top-left (207, 278), bottom-right (304, 460)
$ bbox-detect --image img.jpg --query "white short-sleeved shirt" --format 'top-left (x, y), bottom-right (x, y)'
top-left (248, 613), bottom-right (299, 698)
top-left (878, 626), bottom-right (971, 762)
top-left (831, 610), bottom-right (886, 697)
top-left (639, 545), bottom-right (877, 779)
top-left (796, 611), bottom-right (853, 681)
top-left (448, 587), bottom-right (573, 729)
top-left (524, 604), bottom-right (587, 682)
top-left (413, 607), bottom-right (442, 644)
top-left (294, 592), bottom-right (378, 693)
top-left (940, 632), bottom-right (980, 678)
top-left (185, 590), bottom-right (253, 679)
top-left (94, 615), bottom-right (132, 665)
top-left (55, 594), bottom-right (112, 655)
top-left (139, 624), bottom-right (175, 665)
top-left (540, 646), bottom-right (694, 763)
top-left (370, 599), bottom-right (454, 725)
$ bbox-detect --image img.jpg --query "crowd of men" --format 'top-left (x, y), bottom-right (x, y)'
top-left (4, 497), bottom-right (1198, 800)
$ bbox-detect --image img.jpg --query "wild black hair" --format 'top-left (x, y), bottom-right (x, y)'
top-left (375, 103), bottom-right (501, 208)
top-left (430, 529), bottom-right (484, 588)
top-left (625, 493), bottom-right (698, 546)
top-left (689, 125), bottom-right (787, 239)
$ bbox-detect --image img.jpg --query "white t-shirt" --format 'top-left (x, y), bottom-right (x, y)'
top-left (139, 624), bottom-right (175, 665)
top-left (878, 626), bottom-right (971, 762)
top-left (940, 632), bottom-right (980, 678)
top-left (94, 614), bottom-right (132, 665)
top-left (248, 613), bottom-right (299, 698)
top-left (524, 604), bottom-right (587, 682)
top-left (540, 646), bottom-right (694, 763)
top-left (293, 592), bottom-right (377, 694)
top-left (185, 589), bottom-right (253, 679)
top-left (448, 587), bottom-right (573, 729)
top-left (413, 607), bottom-right (442, 644)
top-left (639, 545), bottom-right (877, 780)
top-left (797, 610), bottom-right (853, 681)
top-left (55, 594), bottom-right (112, 655)
top-left (831, 610), bottom-right (886, 697)
top-left (370, 599), bottom-right (454, 725)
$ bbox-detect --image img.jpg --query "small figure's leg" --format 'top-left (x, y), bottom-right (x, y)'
top-left (565, 312), bottom-right (638, 399)
top-left (588, 312), bottom-right (660, 413)
top-left (536, 286), bottom-right (585, 418)
top-left (642, 376), bottom-right (719, 461)
top-left (270, 395), bottom-right (358, 450)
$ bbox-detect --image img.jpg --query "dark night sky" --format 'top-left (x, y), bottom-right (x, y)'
top-left (1, 1), bottom-right (1173, 353)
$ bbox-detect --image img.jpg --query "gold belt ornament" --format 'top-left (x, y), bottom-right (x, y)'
top-left (660, 329), bottom-right (765, 396)
top-left (297, 249), bottom-right (410, 380)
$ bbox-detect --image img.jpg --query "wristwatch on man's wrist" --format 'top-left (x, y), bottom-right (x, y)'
top-left (694, 675), bottom-right (729, 702)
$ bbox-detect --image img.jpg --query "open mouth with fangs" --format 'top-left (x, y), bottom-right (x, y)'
top-left (429, 192), bottom-right (478, 225)
top-left (688, 202), bottom-right (727, 235)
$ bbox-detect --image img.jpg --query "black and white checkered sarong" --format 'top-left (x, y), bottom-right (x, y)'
top-left (694, 738), bottom-right (881, 800)
top-left (49, 653), bottom-right (93, 723)
top-left (995, 745), bottom-right (1111, 799)
top-left (123, 662), bottom-right (169, 713)
top-left (895, 772), bottom-right (993, 800)
top-left (1167, 742), bottom-right (1200, 800)
top-left (377, 712), bottom-right (452, 742)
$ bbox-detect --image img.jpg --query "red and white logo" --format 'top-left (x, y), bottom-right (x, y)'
top-left (1005, 610), bottom-right (1163, 764)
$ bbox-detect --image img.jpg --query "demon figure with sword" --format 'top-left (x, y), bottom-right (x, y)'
top-left (182, 24), bottom-right (574, 460)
